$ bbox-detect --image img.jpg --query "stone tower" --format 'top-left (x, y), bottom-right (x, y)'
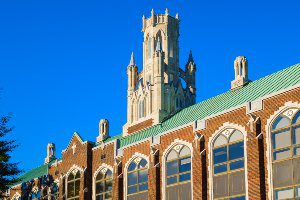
top-left (123, 9), bottom-right (196, 135)
top-left (231, 56), bottom-right (249, 90)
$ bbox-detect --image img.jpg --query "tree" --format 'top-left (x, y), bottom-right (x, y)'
top-left (0, 115), bottom-right (22, 197)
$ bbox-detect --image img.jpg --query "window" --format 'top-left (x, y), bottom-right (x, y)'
top-left (147, 37), bottom-right (152, 59)
top-left (271, 110), bottom-right (300, 199)
top-left (212, 129), bottom-right (246, 199)
top-left (95, 168), bottom-right (113, 200)
top-left (67, 170), bottom-right (80, 200)
top-left (166, 144), bottom-right (192, 200)
top-left (127, 157), bottom-right (148, 200)
top-left (138, 99), bottom-right (145, 119)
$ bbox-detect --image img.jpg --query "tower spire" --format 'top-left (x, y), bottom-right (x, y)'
top-left (129, 52), bottom-right (135, 66)
top-left (187, 50), bottom-right (194, 64)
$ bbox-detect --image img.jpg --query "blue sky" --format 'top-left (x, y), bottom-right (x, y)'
top-left (0, 0), bottom-right (299, 172)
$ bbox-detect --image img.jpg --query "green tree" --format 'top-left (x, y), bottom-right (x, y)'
top-left (0, 115), bottom-right (21, 197)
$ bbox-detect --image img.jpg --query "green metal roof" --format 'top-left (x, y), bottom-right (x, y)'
top-left (104, 63), bottom-right (300, 148)
top-left (15, 159), bottom-right (58, 185)
top-left (16, 63), bottom-right (300, 186)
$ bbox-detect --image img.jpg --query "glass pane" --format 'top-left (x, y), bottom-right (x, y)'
top-left (68, 173), bottom-right (74, 181)
top-left (296, 186), bottom-right (300, 197)
top-left (139, 159), bottom-right (147, 168)
top-left (139, 183), bottom-right (148, 191)
top-left (179, 146), bottom-right (191, 157)
top-left (230, 160), bottom-right (244, 170)
top-left (213, 146), bottom-right (227, 164)
top-left (229, 171), bottom-right (245, 196)
top-left (213, 174), bottom-right (228, 198)
top-left (167, 160), bottom-right (178, 176)
top-left (167, 150), bottom-right (178, 161)
top-left (106, 169), bottom-right (112, 177)
top-left (138, 169), bottom-right (148, 183)
top-left (295, 146), bottom-right (300, 156)
top-left (179, 158), bottom-right (191, 173)
top-left (273, 149), bottom-right (291, 160)
top-left (96, 172), bottom-right (104, 181)
top-left (293, 126), bottom-right (300, 145)
top-left (67, 182), bottom-right (74, 197)
top-left (275, 188), bottom-right (294, 200)
top-left (105, 179), bottom-right (113, 191)
top-left (128, 172), bottom-right (138, 186)
top-left (230, 196), bottom-right (246, 200)
top-left (214, 164), bottom-right (227, 174)
top-left (292, 111), bottom-right (300, 124)
top-left (180, 183), bottom-right (191, 200)
top-left (167, 186), bottom-right (179, 200)
top-left (128, 186), bottom-right (137, 194)
top-left (75, 172), bottom-right (80, 179)
top-left (229, 130), bottom-right (243, 143)
top-left (128, 162), bottom-right (137, 171)
top-left (75, 180), bottom-right (80, 196)
top-left (229, 142), bottom-right (244, 160)
top-left (273, 160), bottom-right (293, 188)
top-left (96, 182), bottom-right (104, 194)
top-left (105, 192), bottom-right (112, 199)
top-left (214, 134), bottom-right (227, 148)
top-left (179, 173), bottom-right (191, 182)
top-left (272, 116), bottom-right (290, 130)
top-left (294, 157), bottom-right (300, 184)
top-left (272, 129), bottom-right (291, 150)
top-left (167, 176), bottom-right (178, 185)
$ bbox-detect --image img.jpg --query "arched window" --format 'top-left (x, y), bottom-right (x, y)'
top-left (271, 109), bottom-right (300, 199)
top-left (212, 129), bottom-right (246, 199)
top-left (138, 99), bottom-right (145, 119)
top-left (31, 186), bottom-right (41, 200)
top-left (127, 157), bottom-right (148, 199)
top-left (95, 168), bottom-right (113, 200)
top-left (147, 37), bottom-right (152, 59)
top-left (67, 170), bottom-right (80, 200)
top-left (166, 144), bottom-right (191, 200)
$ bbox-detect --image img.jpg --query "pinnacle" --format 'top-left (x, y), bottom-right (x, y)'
top-left (187, 50), bottom-right (194, 64)
top-left (129, 52), bottom-right (135, 66)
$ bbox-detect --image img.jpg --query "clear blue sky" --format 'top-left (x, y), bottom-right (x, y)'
top-left (0, 0), bottom-right (299, 172)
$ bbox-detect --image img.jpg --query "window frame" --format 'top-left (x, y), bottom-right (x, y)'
top-left (163, 142), bottom-right (193, 200)
top-left (66, 170), bottom-right (81, 200)
top-left (271, 110), bottom-right (300, 199)
top-left (94, 168), bottom-right (113, 200)
top-left (210, 127), bottom-right (247, 200)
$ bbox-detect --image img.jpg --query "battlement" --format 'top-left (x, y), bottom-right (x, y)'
top-left (142, 9), bottom-right (179, 32)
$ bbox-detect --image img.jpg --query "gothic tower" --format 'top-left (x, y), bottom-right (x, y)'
top-left (123, 9), bottom-right (196, 136)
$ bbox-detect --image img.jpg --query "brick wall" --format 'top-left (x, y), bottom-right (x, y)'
top-left (11, 87), bottom-right (300, 200)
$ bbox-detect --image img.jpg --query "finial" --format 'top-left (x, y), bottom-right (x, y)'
top-left (129, 52), bottom-right (135, 66)
top-left (175, 13), bottom-right (179, 19)
top-left (151, 9), bottom-right (154, 17)
top-left (165, 8), bottom-right (169, 15)
top-left (187, 50), bottom-right (194, 64)
top-left (155, 37), bottom-right (162, 52)
top-left (142, 15), bottom-right (145, 20)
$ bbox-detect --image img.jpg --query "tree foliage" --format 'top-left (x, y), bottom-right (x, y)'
top-left (0, 115), bottom-right (22, 197)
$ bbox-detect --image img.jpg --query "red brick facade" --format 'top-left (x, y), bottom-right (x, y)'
top-left (9, 87), bottom-right (300, 200)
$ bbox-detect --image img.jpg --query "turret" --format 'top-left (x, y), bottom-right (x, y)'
top-left (44, 143), bottom-right (55, 164)
top-left (231, 56), bottom-right (249, 90)
top-left (185, 50), bottom-right (196, 98)
top-left (127, 52), bottom-right (138, 92)
top-left (97, 119), bottom-right (109, 143)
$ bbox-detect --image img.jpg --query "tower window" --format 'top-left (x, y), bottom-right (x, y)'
top-left (147, 38), bottom-right (152, 59)
top-left (139, 99), bottom-right (145, 119)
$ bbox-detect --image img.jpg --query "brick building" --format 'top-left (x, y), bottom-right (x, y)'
top-left (8, 10), bottom-right (300, 200)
